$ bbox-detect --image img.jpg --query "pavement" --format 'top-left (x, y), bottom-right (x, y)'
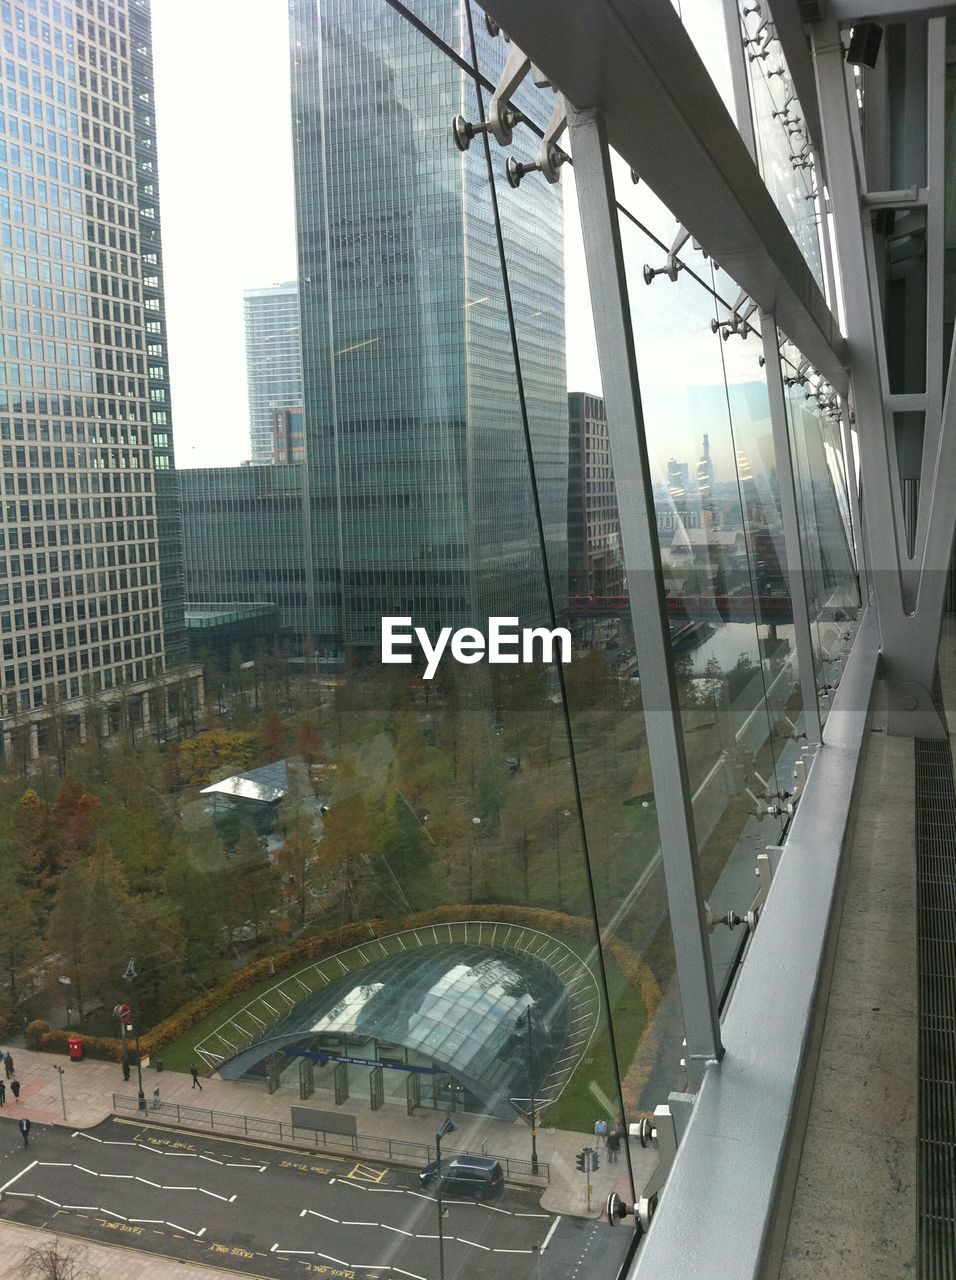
top-left (0, 1043), bottom-right (657, 1277)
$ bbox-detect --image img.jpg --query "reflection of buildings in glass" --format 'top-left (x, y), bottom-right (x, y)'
top-left (667, 457), bottom-right (690, 496)
top-left (273, 408), bottom-right (306, 465)
top-left (697, 431), bottom-right (715, 498)
top-left (245, 283), bottom-right (303, 466)
top-left (289, 0), bottom-right (567, 653)
top-left (568, 393), bottom-right (624, 597)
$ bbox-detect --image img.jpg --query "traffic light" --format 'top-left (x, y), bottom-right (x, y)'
top-left (590, 1150), bottom-right (600, 1172)
top-left (575, 1149), bottom-right (587, 1172)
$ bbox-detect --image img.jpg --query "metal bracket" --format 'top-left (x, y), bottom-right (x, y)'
top-left (506, 94), bottom-right (569, 187)
top-left (643, 226), bottom-right (692, 285)
top-left (711, 287), bottom-right (757, 340)
top-left (451, 41), bottom-right (531, 151)
top-left (607, 1105), bottom-right (679, 1236)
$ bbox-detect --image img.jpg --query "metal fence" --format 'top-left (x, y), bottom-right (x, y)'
top-left (111, 1093), bottom-right (549, 1182)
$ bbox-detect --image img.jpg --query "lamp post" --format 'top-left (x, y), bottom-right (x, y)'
top-left (554, 808), bottom-right (572, 909)
top-left (53, 1065), bottom-right (66, 1121)
top-left (57, 974), bottom-right (71, 1028)
top-left (519, 1006), bottom-right (540, 1176)
top-left (123, 958), bottom-right (146, 1112)
top-left (435, 1116), bottom-right (456, 1280)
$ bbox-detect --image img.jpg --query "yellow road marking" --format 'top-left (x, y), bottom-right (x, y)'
top-left (344, 1161), bottom-right (386, 1184)
top-left (113, 1117), bottom-right (345, 1161)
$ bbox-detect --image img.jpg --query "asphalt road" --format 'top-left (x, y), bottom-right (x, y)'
top-left (0, 1116), bottom-right (634, 1280)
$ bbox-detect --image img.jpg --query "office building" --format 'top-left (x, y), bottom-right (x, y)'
top-left (289, 0), bottom-right (567, 654)
top-left (244, 281), bottom-right (302, 465)
top-left (0, 0), bottom-right (197, 762)
top-left (567, 391), bottom-right (623, 597)
top-left (180, 463), bottom-right (307, 655)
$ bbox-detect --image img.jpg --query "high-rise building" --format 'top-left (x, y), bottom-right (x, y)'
top-left (567, 392), bottom-right (623, 597)
top-left (666, 457), bottom-right (690, 495)
top-left (244, 282), bottom-right (302, 465)
top-left (0, 0), bottom-right (195, 762)
top-left (697, 431), bottom-right (715, 496)
top-left (289, 0), bottom-right (567, 654)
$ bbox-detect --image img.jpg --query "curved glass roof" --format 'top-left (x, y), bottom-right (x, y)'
top-left (220, 943), bottom-right (571, 1119)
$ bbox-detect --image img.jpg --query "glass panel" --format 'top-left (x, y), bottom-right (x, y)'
top-left (619, 212), bottom-right (788, 1002)
top-left (742, 13), bottom-right (824, 289)
top-left (783, 369), bottom-right (862, 724)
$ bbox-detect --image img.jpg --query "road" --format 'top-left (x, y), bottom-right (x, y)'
top-left (0, 1117), bottom-right (634, 1280)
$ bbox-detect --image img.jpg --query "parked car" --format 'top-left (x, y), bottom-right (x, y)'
top-left (419, 1155), bottom-right (505, 1199)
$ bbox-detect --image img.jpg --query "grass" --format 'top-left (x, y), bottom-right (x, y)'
top-left (158, 967), bottom-right (299, 1075)
top-left (540, 941), bottom-right (648, 1135)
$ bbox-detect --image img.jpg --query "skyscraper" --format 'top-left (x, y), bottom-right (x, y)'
top-left (244, 282), bottom-right (302, 465)
top-left (0, 0), bottom-right (195, 760)
top-left (289, 0), bottom-right (567, 655)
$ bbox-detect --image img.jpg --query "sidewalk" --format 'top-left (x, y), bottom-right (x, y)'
top-left (0, 1043), bottom-right (659, 1218)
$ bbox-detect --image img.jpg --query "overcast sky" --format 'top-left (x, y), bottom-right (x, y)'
top-left (150, 0), bottom-right (611, 470)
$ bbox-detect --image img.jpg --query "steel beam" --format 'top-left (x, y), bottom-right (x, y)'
top-left (482, 0), bottom-right (848, 394)
top-left (829, 0), bottom-right (955, 21)
top-left (812, 20), bottom-right (948, 736)
top-left (567, 105), bottom-right (723, 1081)
top-left (762, 315), bottom-right (825, 747)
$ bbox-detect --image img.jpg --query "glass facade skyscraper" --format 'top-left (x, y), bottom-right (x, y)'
top-left (289, 0), bottom-right (567, 655)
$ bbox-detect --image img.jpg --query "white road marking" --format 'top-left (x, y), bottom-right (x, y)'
top-left (0, 1160), bottom-right (38, 1195)
top-left (541, 1215), bottom-right (561, 1251)
top-left (455, 1238), bottom-right (490, 1250)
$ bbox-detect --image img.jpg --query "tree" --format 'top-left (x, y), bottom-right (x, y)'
top-left (261, 712), bottom-right (286, 760)
top-left (297, 719), bottom-right (321, 771)
top-left (225, 825), bottom-right (279, 944)
top-left (52, 777), bottom-right (99, 863)
top-left (15, 789), bottom-right (57, 890)
top-left (0, 853), bottom-right (40, 1020)
top-left (20, 1238), bottom-right (94, 1280)
top-left (316, 791), bottom-right (385, 920)
top-left (275, 812), bottom-right (320, 930)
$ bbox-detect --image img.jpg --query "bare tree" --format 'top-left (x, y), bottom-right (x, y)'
top-left (20, 1237), bottom-right (96, 1280)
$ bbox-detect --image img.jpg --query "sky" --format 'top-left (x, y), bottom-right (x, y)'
top-left (151, 0), bottom-right (297, 469)
top-left (149, 0), bottom-right (604, 470)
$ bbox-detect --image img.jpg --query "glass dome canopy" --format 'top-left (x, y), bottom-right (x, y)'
top-left (219, 943), bottom-right (572, 1119)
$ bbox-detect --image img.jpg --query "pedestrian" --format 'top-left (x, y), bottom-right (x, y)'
top-left (0, 1079), bottom-right (5, 1106)
top-left (152, 1086), bottom-right (161, 1110)
top-left (190, 1064), bottom-right (202, 1090)
top-left (10, 1078), bottom-right (20, 1103)
top-left (4, 1051), bottom-right (13, 1079)
top-left (594, 1117), bottom-right (608, 1146)
top-left (606, 1127), bottom-right (620, 1164)
top-left (18, 1117), bottom-right (30, 1148)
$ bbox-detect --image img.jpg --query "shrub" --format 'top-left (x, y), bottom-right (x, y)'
top-left (24, 1019), bottom-right (50, 1049)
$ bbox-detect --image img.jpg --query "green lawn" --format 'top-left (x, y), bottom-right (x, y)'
top-left (540, 942), bottom-right (647, 1134)
top-left (158, 968), bottom-right (299, 1075)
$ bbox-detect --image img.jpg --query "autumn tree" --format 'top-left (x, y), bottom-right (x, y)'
top-left (52, 777), bottom-right (99, 864)
top-left (316, 791), bottom-right (385, 920)
top-left (260, 712), bottom-right (287, 760)
top-left (225, 825), bottom-right (279, 944)
top-left (297, 719), bottom-right (321, 770)
top-left (275, 812), bottom-right (321, 930)
top-left (0, 851), bottom-right (41, 1020)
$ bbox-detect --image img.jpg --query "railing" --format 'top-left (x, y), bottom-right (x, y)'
top-left (111, 1093), bottom-right (550, 1182)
